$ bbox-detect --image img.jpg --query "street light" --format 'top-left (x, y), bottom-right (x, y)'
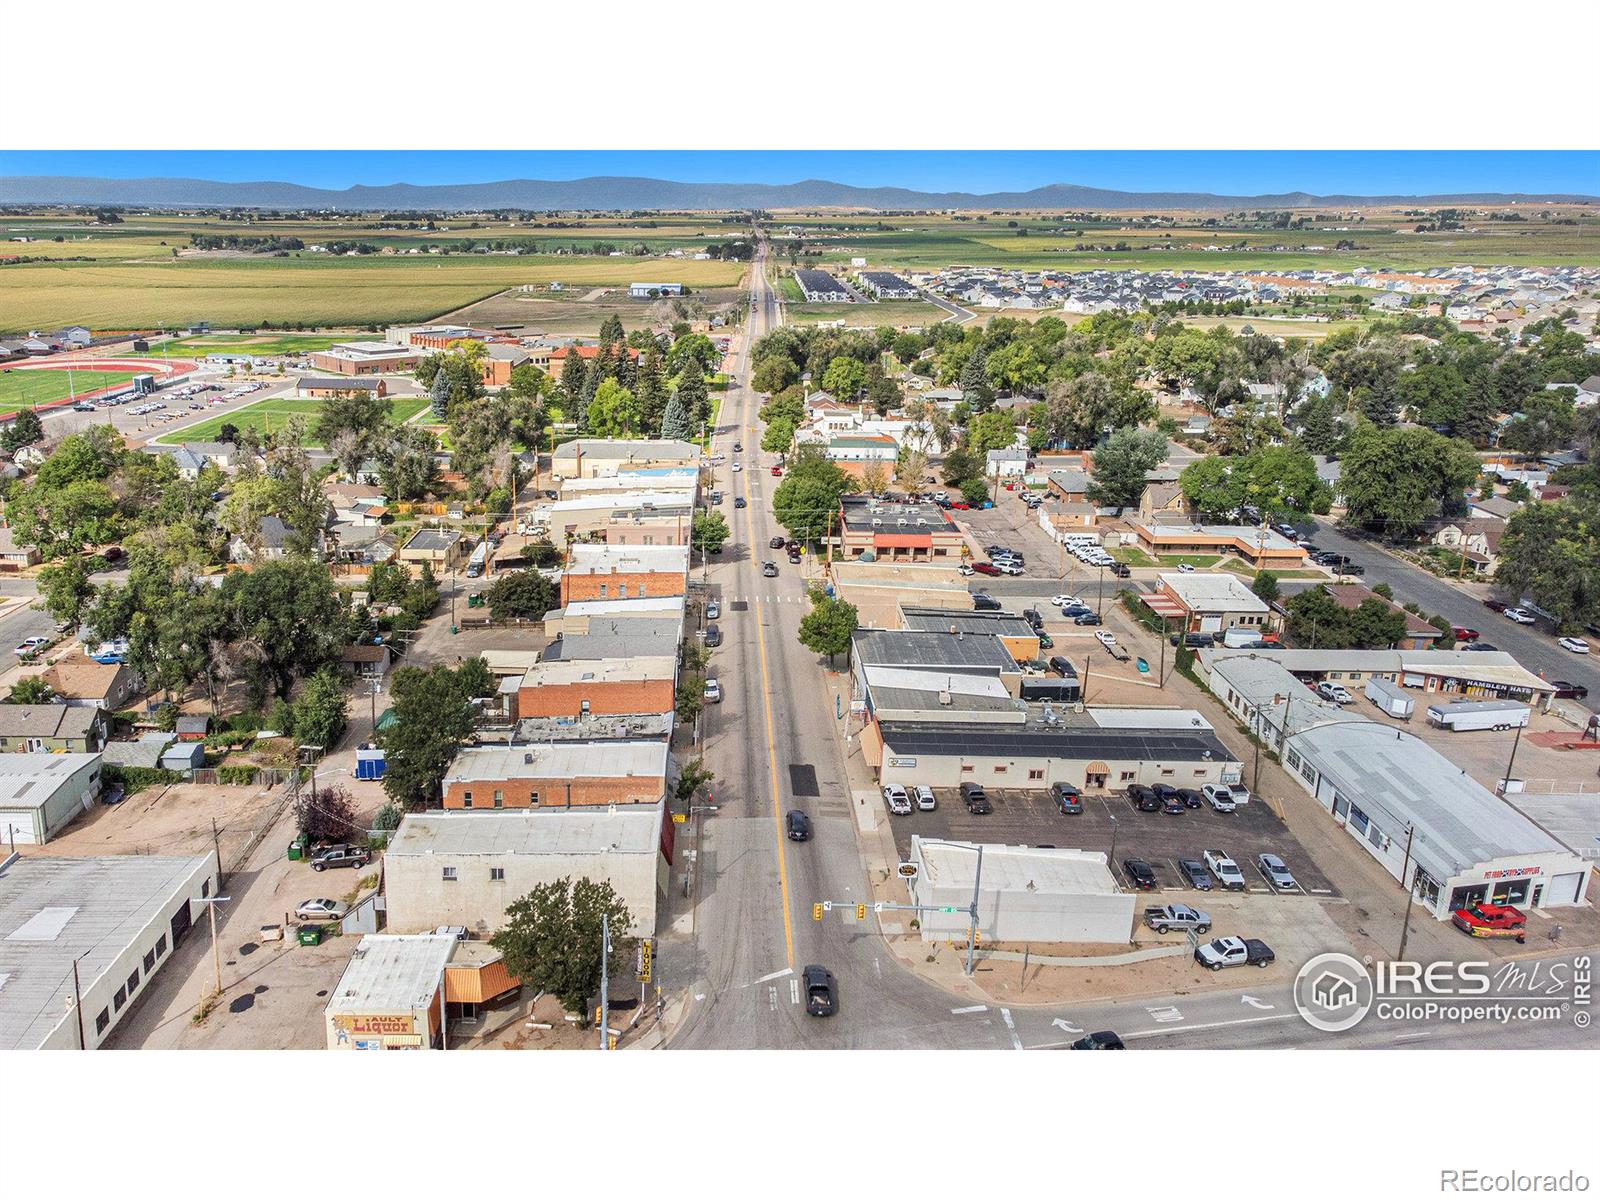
top-left (193, 895), bottom-right (231, 999)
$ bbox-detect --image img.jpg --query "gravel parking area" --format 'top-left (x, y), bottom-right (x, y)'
top-left (887, 785), bottom-right (1337, 899)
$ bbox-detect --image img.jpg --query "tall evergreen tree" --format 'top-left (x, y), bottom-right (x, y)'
top-left (1294, 393), bottom-right (1339, 455)
top-left (660, 391), bottom-right (693, 440)
top-left (560, 350), bottom-right (587, 413)
top-left (598, 313), bottom-right (625, 346)
top-left (959, 345), bottom-right (994, 411)
top-left (1456, 371), bottom-right (1500, 447)
top-left (429, 368), bottom-right (451, 420)
top-left (637, 346), bottom-right (668, 432)
top-left (675, 369), bottom-right (710, 433)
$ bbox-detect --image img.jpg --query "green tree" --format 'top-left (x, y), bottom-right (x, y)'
top-left (484, 570), bottom-right (558, 621)
top-left (941, 445), bottom-right (979, 486)
top-left (313, 389), bottom-right (394, 476)
top-left (1339, 425), bottom-right (1479, 538)
top-left (1042, 371), bottom-right (1154, 450)
top-left (772, 461), bottom-right (848, 544)
top-left (291, 668), bottom-right (349, 752)
top-left (798, 594), bottom-right (858, 664)
top-left (428, 367), bottom-right (452, 420)
top-left (1179, 446), bottom-right (1331, 522)
top-left (5, 676), bottom-right (56, 705)
top-left (674, 368), bottom-right (710, 432)
top-left (1494, 499), bottom-right (1600, 628)
top-left (660, 390), bottom-right (694, 441)
top-left (1292, 393), bottom-right (1339, 455)
top-left (692, 510), bottom-right (731, 554)
top-left (381, 663), bottom-right (477, 809)
top-left (1088, 427), bottom-right (1168, 509)
top-left (1498, 392), bottom-right (1575, 456)
top-left (959, 478), bottom-right (991, 507)
top-left (489, 877), bottom-right (637, 1019)
top-left (821, 356), bottom-right (867, 400)
top-left (760, 418), bottom-right (795, 455)
top-left (635, 346), bottom-right (668, 433)
top-left (965, 410), bottom-right (1019, 456)
top-left (378, 424), bottom-right (440, 501)
top-left (586, 379), bottom-right (642, 438)
top-left (959, 344), bottom-right (993, 409)
top-left (36, 555), bottom-right (98, 630)
top-left (1, 407), bottom-right (43, 453)
top-left (666, 332), bottom-right (717, 379)
top-left (1251, 572), bottom-right (1280, 603)
top-left (455, 655), bottom-right (496, 699)
top-left (752, 356), bottom-right (798, 395)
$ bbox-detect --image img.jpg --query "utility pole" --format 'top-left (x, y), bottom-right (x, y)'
top-left (1395, 824), bottom-right (1418, 962)
top-left (1501, 720), bottom-right (1525, 794)
top-left (1096, 563), bottom-right (1105, 615)
top-left (211, 818), bottom-right (223, 887)
top-left (72, 953), bottom-right (87, 1049)
top-left (598, 913), bottom-right (612, 1050)
top-left (194, 895), bottom-right (230, 999)
top-left (965, 844), bottom-right (985, 977)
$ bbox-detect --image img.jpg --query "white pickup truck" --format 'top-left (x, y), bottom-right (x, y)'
top-left (1194, 936), bottom-right (1275, 970)
top-left (1143, 904), bottom-right (1212, 935)
top-left (1203, 849), bottom-right (1247, 891)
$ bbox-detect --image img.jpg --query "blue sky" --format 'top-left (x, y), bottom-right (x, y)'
top-left (0, 150), bottom-right (1595, 195)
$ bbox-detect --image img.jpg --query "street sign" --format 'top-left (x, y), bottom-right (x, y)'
top-left (822, 901), bottom-right (834, 912)
top-left (939, 906), bottom-right (962, 914)
top-left (897, 862), bottom-right (919, 879)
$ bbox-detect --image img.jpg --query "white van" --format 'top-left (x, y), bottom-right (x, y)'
top-left (1221, 626), bottom-right (1272, 649)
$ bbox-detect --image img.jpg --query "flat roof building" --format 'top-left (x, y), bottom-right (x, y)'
top-left (899, 605), bottom-right (1040, 664)
top-left (838, 497), bottom-right (964, 564)
top-left (551, 438), bottom-right (699, 480)
top-left (1199, 646), bottom-right (1557, 706)
top-left (324, 933), bottom-right (456, 1050)
top-left (516, 656), bottom-right (677, 720)
top-left (308, 342), bottom-right (422, 376)
top-left (441, 741), bottom-right (668, 810)
top-left (907, 836), bottom-right (1134, 945)
top-left (0, 853), bottom-right (218, 1049)
top-left (1151, 572), bottom-right (1273, 636)
top-left (1132, 522), bottom-right (1306, 568)
top-left (384, 806), bottom-right (667, 938)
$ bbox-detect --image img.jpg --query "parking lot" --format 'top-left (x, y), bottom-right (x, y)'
top-left (888, 784), bottom-right (1338, 899)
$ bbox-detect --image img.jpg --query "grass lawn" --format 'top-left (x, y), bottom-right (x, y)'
top-left (0, 367), bottom-right (137, 414)
top-left (1218, 558), bottom-right (1325, 580)
top-left (160, 333), bottom-right (362, 356)
top-left (787, 298), bottom-right (946, 329)
top-left (1156, 554), bottom-right (1228, 569)
top-left (154, 395), bottom-right (431, 446)
top-left (776, 275), bottom-right (804, 302)
top-left (1109, 546), bottom-right (1157, 566)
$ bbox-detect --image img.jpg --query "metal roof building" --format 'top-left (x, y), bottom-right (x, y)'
top-left (0, 853), bottom-right (217, 1049)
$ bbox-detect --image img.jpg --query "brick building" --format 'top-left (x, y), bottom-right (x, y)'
top-left (441, 742), bottom-right (668, 810)
top-left (559, 544), bottom-right (690, 606)
top-left (516, 657), bottom-right (677, 720)
top-left (308, 342), bottom-right (421, 376)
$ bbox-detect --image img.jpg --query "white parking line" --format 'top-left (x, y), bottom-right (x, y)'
top-left (1000, 1008), bottom-right (1024, 1050)
top-left (790, 978), bottom-right (800, 1005)
top-left (951, 1004), bottom-right (988, 1015)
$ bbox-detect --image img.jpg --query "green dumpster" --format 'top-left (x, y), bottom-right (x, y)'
top-left (297, 924), bottom-right (323, 947)
top-left (287, 834), bottom-right (309, 862)
top-left (467, 593), bottom-right (484, 609)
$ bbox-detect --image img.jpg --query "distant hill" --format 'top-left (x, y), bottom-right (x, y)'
top-left (0, 174), bottom-right (1594, 211)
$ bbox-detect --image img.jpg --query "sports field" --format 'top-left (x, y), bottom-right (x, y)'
top-left (152, 394), bottom-right (432, 445)
top-left (0, 367), bottom-right (137, 415)
top-left (128, 333), bottom-right (363, 358)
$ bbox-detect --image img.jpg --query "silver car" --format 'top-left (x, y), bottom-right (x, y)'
top-left (1257, 853), bottom-right (1298, 890)
top-left (914, 785), bottom-right (936, 811)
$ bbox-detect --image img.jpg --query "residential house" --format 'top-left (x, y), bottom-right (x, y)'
top-left (986, 448), bottom-right (1029, 480)
top-left (33, 657), bottom-right (141, 711)
top-left (342, 644), bottom-right (391, 680)
top-left (1137, 475), bottom-right (1189, 524)
top-left (399, 528), bottom-right (467, 572)
top-left (323, 480), bottom-right (388, 527)
top-left (1046, 468), bottom-right (1091, 503)
top-left (229, 515), bottom-right (303, 563)
top-left (1469, 495), bottom-right (1523, 522)
top-left (1430, 518), bottom-right (1507, 576)
top-left (0, 705), bottom-right (106, 753)
top-left (1322, 583), bottom-right (1443, 649)
top-left (0, 526), bottom-right (40, 572)
top-left (1142, 572), bottom-right (1275, 639)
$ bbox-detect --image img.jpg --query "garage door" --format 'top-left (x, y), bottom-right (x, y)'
top-left (0, 810), bottom-right (37, 844)
top-left (1199, 616), bottom-right (1222, 633)
top-left (169, 901), bottom-right (193, 947)
top-left (1548, 872), bottom-right (1586, 906)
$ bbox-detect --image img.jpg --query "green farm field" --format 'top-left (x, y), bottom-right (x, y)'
top-left (153, 394), bottom-right (432, 446)
top-left (785, 298), bottom-right (949, 329)
top-left (0, 367), bottom-right (136, 414)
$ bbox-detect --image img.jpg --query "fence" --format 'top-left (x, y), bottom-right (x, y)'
top-left (218, 774), bottom-right (301, 885)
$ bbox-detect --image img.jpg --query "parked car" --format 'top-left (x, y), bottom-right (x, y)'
top-left (1201, 784), bottom-right (1238, 813)
top-left (1463, 641), bottom-right (1500, 652)
top-left (769, 535), bottom-right (786, 549)
top-left (1061, 604), bottom-right (1093, 618)
top-left (1450, 902), bottom-right (1527, 943)
top-left (1483, 599), bottom-right (1508, 613)
top-left (1128, 784), bottom-right (1160, 812)
top-left (1049, 594), bottom-right (1079, 609)
top-left (1094, 629), bottom-right (1117, 648)
top-left (956, 563), bottom-right (975, 576)
top-left (14, 636), bottom-right (49, 657)
top-left (1194, 936), bottom-right (1275, 970)
top-left (1503, 607), bottom-right (1536, 624)
top-left (972, 592), bottom-right (1002, 612)
top-left (883, 785), bottom-right (913, 815)
top-left (1144, 904), bottom-right (1212, 935)
top-left (1048, 656), bottom-right (1077, 678)
top-left (1451, 626), bottom-right (1480, 641)
top-left (1052, 782), bottom-right (1082, 814)
top-left (1551, 681), bottom-right (1590, 700)
top-left (960, 783), bottom-right (992, 814)
top-left (785, 810), bottom-right (812, 841)
top-left (1316, 681), bottom-right (1353, 704)
top-left (1069, 1030), bottom-right (1125, 1050)
top-left (1175, 788), bottom-right (1204, 810)
top-left (295, 898), bottom-right (349, 922)
top-left (1178, 858), bottom-right (1213, 890)
top-left (703, 678), bottom-right (722, 703)
top-left (310, 844), bottom-right (372, 872)
top-left (802, 964), bottom-right (837, 1017)
top-left (1558, 637), bottom-right (1590, 654)
top-left (971, 562), bottom-right (1001, 576)
top-left (1122, 858), bottom-right (1159, 890)
top-left (705, 599), bottom-right (721, 621)
top-left (700, 624), bottom-right (723, 648)
top-left (1203, 849), bottom-right (1246, 890)
top-left (1171, 632), bottom-right (1215, 649)
top-left (1074, 612), bottom-right (1103, 626)
top-left (1256, 853), bottom-right (1298, 890)
top-left (1022, 608), bottom-right (1044, 630)
top-left (914, 785), bottom-right (937, 811)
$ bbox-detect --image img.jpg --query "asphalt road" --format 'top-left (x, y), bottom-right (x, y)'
top-left (1295, 518), bottom-right (1600, 696)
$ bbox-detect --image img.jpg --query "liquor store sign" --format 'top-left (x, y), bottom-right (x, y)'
top-left (334, 1013), bottom-right (416, 1036)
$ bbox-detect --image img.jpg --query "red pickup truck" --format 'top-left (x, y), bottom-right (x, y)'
top-left (1450, 903), bottom-right (1527, 943)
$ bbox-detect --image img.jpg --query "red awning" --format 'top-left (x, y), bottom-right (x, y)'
top-left (874, 534), bottom-right (933, 549)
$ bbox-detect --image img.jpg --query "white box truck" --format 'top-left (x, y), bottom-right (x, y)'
top-left (1365, 677), bottom-right (1415, 719)
top-left (1426, 698), bottom-right (1530, 732)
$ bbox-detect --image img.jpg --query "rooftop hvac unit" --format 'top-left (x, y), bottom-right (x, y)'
top-left (938, 691), bottom-right (952, 706)
top-left (524, 752), bottom-right (534, 764)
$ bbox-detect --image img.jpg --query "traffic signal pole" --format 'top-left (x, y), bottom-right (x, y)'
top-left (811, 844), bottom-right (986, 975)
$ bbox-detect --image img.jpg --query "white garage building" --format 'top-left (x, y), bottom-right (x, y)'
top-left (0, 753), bottom-right (104, 845)
top-left (0, 853), bottom-right (218, 1049)
top-left (906, 836), bottom-right (1135, 945)
top-left (383, 806), bottom-right (667, 938)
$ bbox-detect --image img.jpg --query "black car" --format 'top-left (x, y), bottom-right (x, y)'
top-left (1161, 794), bottom-right (1186, 815)
top-left (1074, 612), bottom-right (1102, 626)
top-left (1123, 858), bottom-right (1159, 890)
top-left (1338, 562), bottom-right (1365, 575)
top-left (785, 810), bottom-right (812, 841)
top-left (1108, 563), bottom-right (1131, 578)
top-left (769, 535), bottom-right (786, 549)
top-left (1176, 788), bottom-right (1204, 810)
top-left (734, 497), bottom-right (746, 509)
top-left (732, 442), bottom-right (743, 452)
top-left (961, 783), bottom-right (992, 814)
top-left (1152, 783), bottom-right (1179, 803)
top-left (1069, 1030), bottom-right (1125, 1050)
top-left (700, 624), bottom-right (722, 648)
top-left (802, 964), bottom-right (836, 1017)
top-left (1178, 858), bottom-right (1212, 890)
top-left (1128, 784), bottom-right (1159, 812)
top-left (1048, 656), bottom-right (1078, 679)
top-left (972, 593), bottom-right (1002, 612)
top-left (984, 544), bottom-right (1010, 558)
top-left (1462, 641), bottom-right (1500, 652)
top-left (1022, 608), bottom-right (1044, 630)
top-left (1051, 782), bottom-right (1083, 814)
top-left (1551, 680), bottom-right (1590, 700)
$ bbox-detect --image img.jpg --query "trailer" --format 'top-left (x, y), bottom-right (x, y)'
top-left (1365, 677), bottom-right (1415, 720)
top-left (1426, 698), bottom-right (1530, 732)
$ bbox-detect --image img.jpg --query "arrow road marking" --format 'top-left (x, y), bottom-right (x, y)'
top-left (1146, 1005), bottom-right (1184, 1024)
top-left (951, 1004), bottom-right (988, 1015)
top-left (768, 986), bottom-right (777, 1011)
top-left (1241, 995), bottom-right (1276, 1010)
top-left (1052, 1018), bottom-right (1084, 1034)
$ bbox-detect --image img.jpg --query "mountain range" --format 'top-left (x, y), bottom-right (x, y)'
top-left (0, 175), bottom-right (1594, 211)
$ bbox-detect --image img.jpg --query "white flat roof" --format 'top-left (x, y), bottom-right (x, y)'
top-left (1141, 523), bottom-right (1301, 551)
top-left (912, 837), bottom-right (1119, 896)
top-left (558, 596), bottom-right (686, 619)
top-left (1090, 707), bottom-right (1215, 731)
top-left (444, 742), bottom-right (668, 784)
top-left (388, 805), bottom-right (664, 858)
top-left (1157, 572), bottom-right (1269, 613)
top-left (0, 855), bottom-right (213, 1049)
top-left (549, 489), bottom-right (695, 512)
top-left (521, 656), bottom-right (676, 687)
top-left (861, 666), bottom-right (1011, 700)
top-left (566, 544), bottom-right (690, 575)
top-left (1204, 647), bottom-right (1556, 695)
top-left (324, 934), bottom-right (455, 1016)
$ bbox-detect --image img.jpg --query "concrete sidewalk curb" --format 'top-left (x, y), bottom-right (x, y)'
top-left (973, 944), bottom-right (1189, 968)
